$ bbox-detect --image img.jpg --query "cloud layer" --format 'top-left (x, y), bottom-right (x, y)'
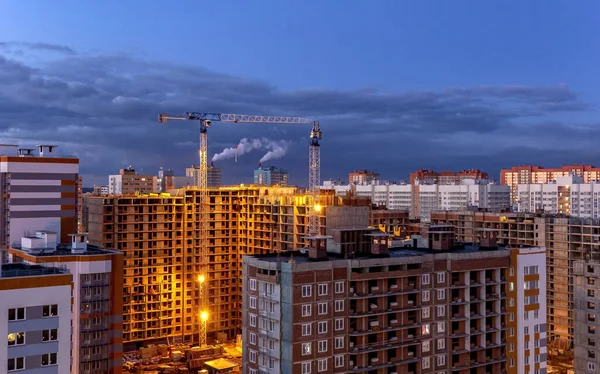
top-left (0, 42), bottom-right (597, 186)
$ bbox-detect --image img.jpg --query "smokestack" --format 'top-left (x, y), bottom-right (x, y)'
top-left (210, 161), bottom-right (214, 168)
top-left (258, 162), bottom-right (262, 168)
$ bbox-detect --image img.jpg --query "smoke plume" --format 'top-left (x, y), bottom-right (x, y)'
top-left (259, 140), bottom-right (290, 163)
top-left (211, 138), bottom-right (290, 163)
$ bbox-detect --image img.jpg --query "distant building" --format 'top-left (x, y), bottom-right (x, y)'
top-left (501, 164), bottom-right (600, 203)
top-left (108, 166), bottom-right (153, 195)
top-left (348, 169), bottom-right (380, 184)
top-left (410, 168), bottom-right (488, 185)
top-left (0, 262), bottom-right (72, 373)
top-left (186, 163), bottom-right (222, 188)
top-left (0, 144), bottom-right (80, 257)
top-left (254, 164), bottom-right (288, 186)
top-left (156, 167), bottom-right (194, 192)
top-left (517, 175), bottom-right (600, 218)
top-left (9, 232), bottom-right (124, 374)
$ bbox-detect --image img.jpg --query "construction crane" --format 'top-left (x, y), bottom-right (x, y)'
top-left (158, 112), bottom-right (322, 346)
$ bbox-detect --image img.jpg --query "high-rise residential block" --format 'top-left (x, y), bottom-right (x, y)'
top-left (0, 145), bottom-right (79, 253)
top-left (186, 163), bottom-right (222, 188)
top-left (517, 175), bottom-right (600, 218)
top-left (501, 164), bottom-right (600, 203)
top-left (573, 258), bottom-right (600, 373)
top-left (254, 165), bottom-right (289, 186)
top-left (0, 262), bottom-right (72, 373)
top-left (348, 169), bottom-right (380, 184)
top-left (8, 232), bottom-right (124, 374)
top-left (410, 168), bottom-right (488, 185)
top-left (242, 227), bottom-right (544, 373)
top-left (108, 166), bottom-right (153, 195)
top-left (86, 186), bottom-right (363, 347)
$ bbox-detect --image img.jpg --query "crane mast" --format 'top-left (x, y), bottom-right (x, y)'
top-left (158, 112), bottom-right (320, 346)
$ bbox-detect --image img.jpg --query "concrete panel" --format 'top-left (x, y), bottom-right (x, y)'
top-left (7, 341), bottom-right (59, 358)
top-left (9, 317), bottom-right (59, 332)
top-left (10, 198), bottom-right (76, 206)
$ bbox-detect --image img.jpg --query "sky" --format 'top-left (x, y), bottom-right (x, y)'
top-left (0, 1), bottom-right (599, 187)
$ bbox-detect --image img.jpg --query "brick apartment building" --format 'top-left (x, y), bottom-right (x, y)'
top-left (410, 169), bottom-right (489, 185)
top-left (242, 226), bottom-right (546, 373)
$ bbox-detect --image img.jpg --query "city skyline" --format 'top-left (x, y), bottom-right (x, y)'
top-left (1, 1), bottom-right (599, 187)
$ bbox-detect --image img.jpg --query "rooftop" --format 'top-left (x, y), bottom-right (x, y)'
top-left (10, 242), bottom-right (118, 257)
top-left (1, 263), bottom-right (68, 279)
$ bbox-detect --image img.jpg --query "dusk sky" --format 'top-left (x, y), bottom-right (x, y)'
top-left (1, 1), bottom-right (599, 187)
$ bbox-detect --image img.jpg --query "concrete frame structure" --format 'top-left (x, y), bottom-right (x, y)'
top-left (8, 232), bottom-right (124, 374)
top-left (242, 227), bottom-right (544, 374)
top-left (0, 263), bottom-right (72, 374)
top-left (410, 169), bottom-right (489, 185)
top-left (86, 186), bottom-right (365, 348)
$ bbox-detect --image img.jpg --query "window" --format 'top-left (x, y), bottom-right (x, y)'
top-left (423, 340), bottom-right (430, 352)
top-left (535, 324), bottom-right (541, 333)
top-left (7, 357), bottom-right (24, 371)
top-left (318, 302), bottom-right (327, 315)
top-left (318, 340), bottom-right (327, 352)
top-left (249, 314), bottom-right (257, 327)
top-left (335, 300), bottom-right (344, 312)
top-left (42, 304), bottom-right (58, 318)
top-left (422, 274), bottom-right (430, 285)
top-left (41, 353), bottom-right (57, 366)
top-left (302, 324), bottom-right (312, 336)
top-left (302, 285), bottom-right (312, 297)
top-left (335, 281), bottom-right (344, 294)
top-left (524, 326), bottom-right (529, 334)
top-left (422, 323), bottom-right (430, 335)
top-left (335, 337), bottom-right (344, 349)
top-left (249, 332), bottom-right (256, 345)
top-left (437, 305), bottom-right (445, 317)
top-left (334, 355), bottom-right (344, 368)
top-left (422, 307), bottom-right (430, 318)
top-left (510, 343), bottom-right (514, 352)
top-left (437, 322), bottom-right (445, 333)
top-left (422, 290), bottom-right (430, 302)
top-left (42, 329), bottom-right (58, 342)
top-left (524, 311), bottom-right (529, 320)
top-left (302, 361), bottom-right (311, 374)
top-left (534, 310), bottom-right (539, 319)
top-left (525, 356), bottom-right (529, 365)
top-left (302, 342), bottom-right (311, 355)
top-left (318, 321), bottom-right (327, 334)
top-left (509, 313), bottom-right (514, 322)
top-left (335, 318), bottom-right (344, 331)
top-left (318, 284), bottom-right (327, 296)
top-left (250, 369), bottom-right (257, 374)
top-left (589, 362), bottom-right (596, 371)
top-left (437, 272), bottom-right (445, 283)
top-left (317, 359), bottom-right (327, 372)
top-left (422, 357), bottom-right (430, 369)
top-left (437, 338), bottom-right (445, 350)
top-left (437, 355), bottom-right (446, 366)
top-left (249, 279), bottom-right (256, 290)
top-left (249, 350), bottom-right (257, 363)
top-left (437, 289), bottom-right (445, 300)
top-left (7, 332), bottom-right (25, 346)
top-left (249, 296), bottom-right (256, 309)
top-left (8, 308), bottom-right (25, 321)
top-left (302, 304), bottom-right (312, 317)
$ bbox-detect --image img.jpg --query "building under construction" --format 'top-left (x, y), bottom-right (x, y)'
top-left (86, 185), bottom-right (369, 349)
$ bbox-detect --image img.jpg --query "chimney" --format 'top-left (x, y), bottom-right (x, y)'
top-left (308, 236), bottom-right (327, 260)
top-left (37, 145), bottom-right (57, 157)
top-left (258, 162), bottom-right (262, 168)
top-left (70, 233), bottom-right (88, 254)
top-left (210, 161), bottom-right (214, 168)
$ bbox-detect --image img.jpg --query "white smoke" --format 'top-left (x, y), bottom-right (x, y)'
top-left (259, 140), bottom-right (290, 163)
top-left (211, 138), bottom-right (290, 163)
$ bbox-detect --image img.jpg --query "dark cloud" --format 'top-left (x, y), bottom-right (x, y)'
top-left (0, 41), bottom-right (75, 55)
top-left (0, 45), bottom-right (596, 186)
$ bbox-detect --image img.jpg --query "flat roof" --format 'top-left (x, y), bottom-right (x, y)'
top-left (1, 263), bottom-right (69, 278)
top-left (204, 357), bottom-right (238, 370)
top-left (10, 242), bottom-right (119, 257)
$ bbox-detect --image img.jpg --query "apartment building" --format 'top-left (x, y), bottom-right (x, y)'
top-left (348, 170), bottom-right (380, 184)
top-left (108, 167), bottom-right (153, 195)
top-left (155, 168), bottom-right (194, 193)
top-left (254, 165), bottom-right (289, 187)
top-left (8, 232), bottom-right (123, 374)
top-left (323, 181), bottom-right (413, 211)
top-left (0, 262), bottom-right (72, 374)
top-left (0, 144), bottom-right (79, 258)
top-left (501, 164), bottom-right (600, 203)
top-left (573, 258), bottom-right (600, 373)
top-left (186, 164), bottom-right (222, 188)
top-left (410, 168), bottom-right (488, 185)
top-left (242, 227), bottom-right (543, 374)
top-left (86, 186), bottom-right (363, 348)
top-left (517, 176), bottom-right (600, 218)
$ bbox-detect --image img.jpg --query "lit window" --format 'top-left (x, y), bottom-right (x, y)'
top-left (7, 332), bottom-right (25, 346)
top-left (42, 304), bottom-right (58, 318)
top-left (302, 343), bottom-right (311, 355)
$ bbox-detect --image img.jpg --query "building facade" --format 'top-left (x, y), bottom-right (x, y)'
top-left (186, 164), bottom-right (222, 188)
top-left (254, 165), bottom-right (289, 187)
top-left (242, 228), bottom-right (543, 373)
top-left (85, 186), bottom-right (365, 347)
top-left (501, 164), bottom-right (600, 203)
top-left (0, 145), bottom-right (80, 252)
top-left (108, 167), bottom-right (153, 195)
top-left (0, 262), bottom-right (72, 374)
top-left (573, 258), bottom-right (600, 373)
top-left (410, 169), bottom-right (488, 185)
top-left (348, 170), bottom-right (380, 184)
top-left (8, 232), bottom-right (124, 374)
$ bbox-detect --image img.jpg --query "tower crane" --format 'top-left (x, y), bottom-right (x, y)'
top-left (158, 112), bottom-right (322, 346)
